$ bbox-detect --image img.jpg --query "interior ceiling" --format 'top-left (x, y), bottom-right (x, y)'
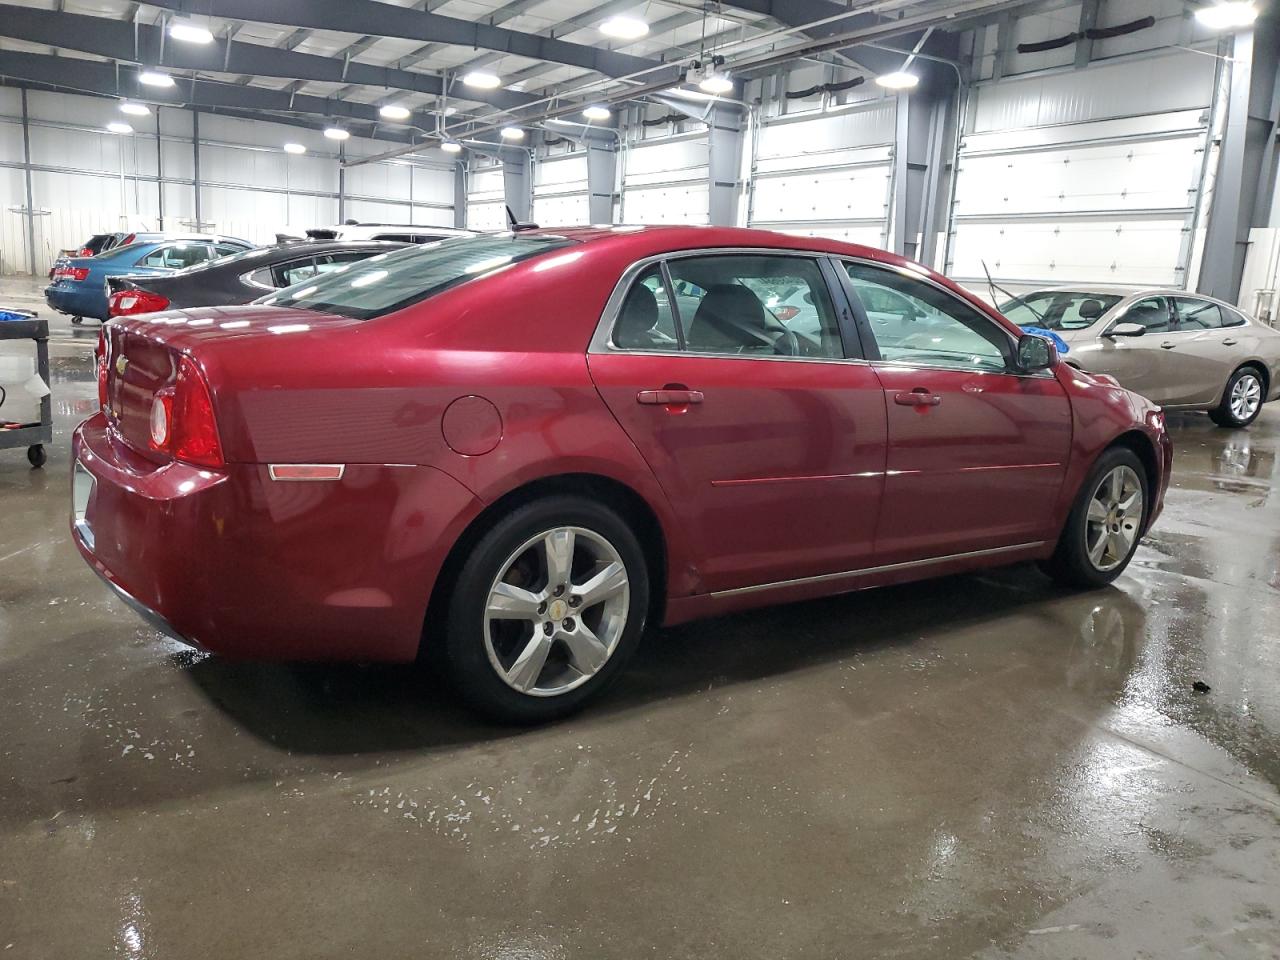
top-left (0, 0), bottom-right (997, 143)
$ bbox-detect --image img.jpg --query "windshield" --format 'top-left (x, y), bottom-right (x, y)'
top-left (262, 234), bottom-right (576, 320)
top-left (1000, 291), bottom-right (1124, 330)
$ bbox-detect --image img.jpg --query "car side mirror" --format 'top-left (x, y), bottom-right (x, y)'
top-left (1105, 322), bottom-right (1146, 338)
top-left (1016, 333), bottom-right (1057, 372)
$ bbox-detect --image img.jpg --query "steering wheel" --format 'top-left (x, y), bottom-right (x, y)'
top-left (773, 329), bottom-right (801, 356)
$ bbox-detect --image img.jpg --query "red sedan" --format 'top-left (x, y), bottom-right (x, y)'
top-left (72, 227), bottom-right (1172, 721)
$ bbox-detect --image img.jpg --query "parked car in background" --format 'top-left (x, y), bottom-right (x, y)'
top-left (302, 222), bottom-right (474, 243)
top-left (45, 235), bottom-right (254, 324)
top-left (49, 232), bottom-right (126, 279)
top-left (1001, 287), bottom-right (1280, 428)
top-left (72, 227), bottom-right (1171, 722)
top-left (106, 240), bottom-right (408, 317)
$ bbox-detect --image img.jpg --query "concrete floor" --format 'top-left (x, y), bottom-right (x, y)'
top-left (2, 276), bottom-right (1279, 959)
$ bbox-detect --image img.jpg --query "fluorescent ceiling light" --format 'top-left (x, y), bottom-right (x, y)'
top-left (283, 142), bottom-right (306, 154)
top-left (875, 70), bottom-right (919, 90)
top-left (599, 15), bottom-right (649, 39)
top-left (138, 70), bottom-right (174, 88)
top-left (106, 121), bottom-right (134, 134)
top-left (583, 105), bottom-right (611, 120)
top-left (1194, 1), bottom-right (1257, 29)
top-left (168, 18), bottom-right (213, 44)
top-left (463, 71), bottom-right (501, 89)
top-left (698, 73), bottom-right (733, 94)
top-left (118, 102), bottom-right (151, 116)
top-left (441, 140), bottom-right (463, 153)
top-left (323, 127), bottom-right (350, 140)
top-left (379, 104), bottom-right (411, 120)
top-left (500, 127), bottom-right (525, 140)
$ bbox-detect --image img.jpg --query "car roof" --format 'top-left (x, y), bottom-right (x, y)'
top-left (1020, 285), bottom-right (1244, 311)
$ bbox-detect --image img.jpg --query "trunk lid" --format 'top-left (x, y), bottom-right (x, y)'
top-left (103, 304), bottom-right (357, 459)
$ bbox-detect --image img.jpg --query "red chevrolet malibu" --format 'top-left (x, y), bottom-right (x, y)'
top-left (72, 226), bottom-right (1172, 721)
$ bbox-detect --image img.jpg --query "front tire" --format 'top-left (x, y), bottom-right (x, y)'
top-left (443, 496), bottom-right (650, 723)
top-left (1041, 447), bottom-right (1147, 588)
top-left (1209, 365), bottom-right (1264, 428)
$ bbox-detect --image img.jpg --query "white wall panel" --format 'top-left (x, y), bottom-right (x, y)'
top-left (624, 184), bottom-right (709, 225)
top-left (622, 135), bottom-right (708, 224)
top-left (532, 153), bottom-right (589, 227)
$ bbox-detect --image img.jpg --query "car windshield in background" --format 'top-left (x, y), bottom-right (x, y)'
top-left (264, 234), bottom-right (577, 320)
top-left (1000, 291), bottom-right (1124, 330)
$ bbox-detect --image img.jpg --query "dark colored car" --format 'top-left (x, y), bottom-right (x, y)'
top-left (106, 240), bottom-right (409, 317)
top-left (71, 226), bottom-right (1172, 723)
top-left (46, 235), bottom-right (254, 323)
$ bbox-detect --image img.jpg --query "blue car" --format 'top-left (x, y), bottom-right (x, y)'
top-left (45, 234), bottom-right (253, 323)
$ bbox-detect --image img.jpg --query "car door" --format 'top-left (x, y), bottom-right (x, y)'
top-left (839, 259), bottom-right (1072, 564)
top-left (587, 252), bottom-right (888, 594)
top-left (1086, 296), bottom-right (1184, 403)
top-left (1165, 297), bottom-right (1245, 405)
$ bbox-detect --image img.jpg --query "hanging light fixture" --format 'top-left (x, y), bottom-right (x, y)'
top-left (1195, 1), bottom-right (1258, 29)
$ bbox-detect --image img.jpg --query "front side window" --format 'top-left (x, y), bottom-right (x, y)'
top-left (1120, 297), bottom-right (1170, 333)
top-left (264, 234), bottom-right (576, 320)
top-left (664, 255), bottom-right (842, 358)
top-left (844, 261), bottom-right (1009, 373)
top-left (1173, 297), bottom-right (1227, 330)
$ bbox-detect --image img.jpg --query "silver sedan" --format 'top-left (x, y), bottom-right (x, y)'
top-left (1001, 287), bottom-right (1280, 428)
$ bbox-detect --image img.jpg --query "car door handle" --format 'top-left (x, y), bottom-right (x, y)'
top-left (1160, 341), bottom-right (1177, 349)
top-left (1222, 338), bottom-right (1238, 346)
top-left (894, 388), bottom-right (942, 407)
top-left (637, 388), bottom-right (704, 406)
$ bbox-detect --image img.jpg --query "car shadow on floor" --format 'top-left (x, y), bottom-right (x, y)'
top-left (183, 564), bottom-right (1143, 756)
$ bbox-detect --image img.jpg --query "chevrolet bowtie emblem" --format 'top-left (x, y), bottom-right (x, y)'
top-left (115, 356), bottom-right (128, 376)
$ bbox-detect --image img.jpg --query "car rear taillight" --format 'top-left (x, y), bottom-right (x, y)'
top-left (109, 289), bottom-right (170, 317)
top-left (96, 329), bottom-right (108, 411)
top-left (771, 305), bottom-right (801, 322)
top-left (121, 233), bottom-right (136, 246)
top-left (147, 356), bottom-right (223, 467)
top-left (77, 247), bottom-right (92, 257)
top-left (64, 266), bottom-right (90, 282)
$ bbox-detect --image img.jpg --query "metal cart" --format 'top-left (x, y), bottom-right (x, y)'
top-left (0, 310), bottom-right (53, 468)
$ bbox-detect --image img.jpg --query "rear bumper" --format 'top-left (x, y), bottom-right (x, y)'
top-left (71, 414), bottom-right (483, 662)
top-left (45, 284), bottom-right (104, 319)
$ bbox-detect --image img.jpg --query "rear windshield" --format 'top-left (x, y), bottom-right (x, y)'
top-left (999, 291), bottom-right (1124, 330)
top-left (263, 234), bottom-right (576, 320)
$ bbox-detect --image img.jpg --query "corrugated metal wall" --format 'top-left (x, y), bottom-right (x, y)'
top-left (0, 88), bottom-right (456, 275)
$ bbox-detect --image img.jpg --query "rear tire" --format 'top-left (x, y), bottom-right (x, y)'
top-left (1208, 365), bottom-right (1264, 428)
top-left (443, 496), bottom-right (650, 723)
top-left (1041, 447), bottom-right (1147, 589)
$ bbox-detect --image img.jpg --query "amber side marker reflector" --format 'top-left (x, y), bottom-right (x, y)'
top-left (268, 464), bottom-right (345, 481)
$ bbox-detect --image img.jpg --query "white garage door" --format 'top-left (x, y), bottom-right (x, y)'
top-left (622, 135), bottom-right (709, 225)
top-left (748, 100), bottom-right (896, 248)
top-left (948, 50), bottom-right (1218, 293)
top-left (466, 163), bottom-right (506, 232)
top-left (532, 153), bottom-right (590, 227)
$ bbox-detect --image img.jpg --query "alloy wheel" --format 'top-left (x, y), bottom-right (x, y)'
top-left (1085, 465), bottom-right (1143, 572)
top-left (1230, 373), bottom-right (1262, 422)
top-left (482, 526), bottom-right (631, 697)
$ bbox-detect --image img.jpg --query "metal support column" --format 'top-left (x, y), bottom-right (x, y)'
top-left (502, 150), bottom-right (532, 222)
top-left (156, 107), bottom-right (165, 230)
top-left (1199, 20), bottom-right (1280, 301)
top-left (192, 108), bottom-right (203, 230)
top-left (453, 162), bottom-right (467, 229)
top-left (20, 88), bottom-right (37, 276)
top-left (586, 140), bottom-right (618, 224)
top-left (708, 101), bottom-right (745, 227)
top-left (893, 86), bottom-right (956, 263)
top-left (337, 142), bottom-right (346, 223)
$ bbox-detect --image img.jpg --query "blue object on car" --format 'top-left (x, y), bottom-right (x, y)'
top-left (1020, 325), bottom-right (1070, 354)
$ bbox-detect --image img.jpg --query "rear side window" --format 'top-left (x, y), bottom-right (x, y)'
top-left (264, 235), bottom-right (576, 320)
top-left (137, 244), bottom-right (214, 269)
top-left (626, 254), bottom-right (842, 359)
top-left (274, 257), bottom-right (319, 287)
top-left (1173, 297), bottom-right (1239, 330)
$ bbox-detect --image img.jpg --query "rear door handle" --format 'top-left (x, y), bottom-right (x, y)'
top-left (1160, 341), bottom-right (1177, 349)
top-left (894, 388), bottom-right (942, 407)
top-left (637, 388), bottom-right (704, 406)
